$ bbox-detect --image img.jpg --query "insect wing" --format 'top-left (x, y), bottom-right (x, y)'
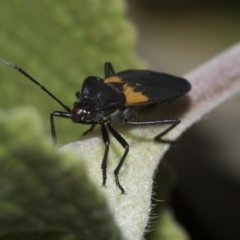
top-left (104, 70), bottom-right (191, 106)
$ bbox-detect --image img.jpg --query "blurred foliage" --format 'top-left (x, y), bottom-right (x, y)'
top-left (0, 0), bottom-right (141, 144)
top-left (0, 107), bottom-right (122, 240)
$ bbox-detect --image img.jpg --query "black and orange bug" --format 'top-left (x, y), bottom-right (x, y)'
top-left (0, 59), bottom-right (191, 194)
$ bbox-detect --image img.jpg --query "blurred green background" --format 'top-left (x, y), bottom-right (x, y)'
top-left (0, 1), bottom-right (141, 144)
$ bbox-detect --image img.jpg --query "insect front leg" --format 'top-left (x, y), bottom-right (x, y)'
top-left (107, 122), bottom-right (129, 194)
top-left (104, 62), bottom-right (115, 77)
top-left (50, 111), bottom-right (72, 144)
top-left (100, 122), bottom-right (110, 188)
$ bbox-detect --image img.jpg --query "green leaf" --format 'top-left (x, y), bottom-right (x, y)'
top-left (0, 107), bottom-right (122, 240)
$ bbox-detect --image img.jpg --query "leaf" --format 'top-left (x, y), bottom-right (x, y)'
top-left (61, 43), bottom-right (240, 240)
top-left (0, 107), bottom-right (122, 240)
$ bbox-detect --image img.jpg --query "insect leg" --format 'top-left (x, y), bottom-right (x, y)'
top-left (82, 125), bottom-right (96, 136)
top-left (123, 118), bottom-right (180, 144)
top-left (100, 123), bottom-right (110, 188)
top-left (107, 122), bottom-right (129, 194)
top-left (104, 62), bottom-right (115, 77)
top-left (50, 111), bottom-right (72, 144)
top-left (154, 119), bottom-right (180, 143)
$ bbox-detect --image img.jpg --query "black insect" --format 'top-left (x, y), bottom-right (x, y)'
top-left (0, 59), bottom-right (191, 194)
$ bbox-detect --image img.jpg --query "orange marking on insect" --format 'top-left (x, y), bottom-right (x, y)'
top-left (123, 83), bottom-right (149, 105)
top-left (104, 76), bottom-right (123, 83)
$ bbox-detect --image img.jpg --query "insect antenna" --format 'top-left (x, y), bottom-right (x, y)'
top-left (0, 58), bottom-right (71, 113)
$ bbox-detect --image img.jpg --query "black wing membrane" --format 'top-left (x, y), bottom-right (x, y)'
top-left (114, 70), bottom-right (191, 105)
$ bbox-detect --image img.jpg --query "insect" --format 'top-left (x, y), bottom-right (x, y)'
top-left (0, 59), bottom-right (191, 194)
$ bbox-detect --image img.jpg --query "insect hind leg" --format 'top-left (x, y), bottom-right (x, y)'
top-left (122, 118), bottom-right (180, 144)
top-left (154, 119), bottom-right (180, 144)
